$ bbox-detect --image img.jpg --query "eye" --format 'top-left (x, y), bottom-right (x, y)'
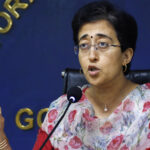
top-left (98, 42), bottom-right (109, 48)
top-left (79, 43), bottom-right (89, 50)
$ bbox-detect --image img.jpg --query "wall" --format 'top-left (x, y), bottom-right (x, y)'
top-left (0, 0), bottom-right (150, 149)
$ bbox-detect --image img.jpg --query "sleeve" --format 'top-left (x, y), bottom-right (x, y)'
top-left (136, 87), bottom-right (150, 150)
top-left (137, 104), bottom-right (150, 149)
top-left (33, 128), bottom-right (53, 150)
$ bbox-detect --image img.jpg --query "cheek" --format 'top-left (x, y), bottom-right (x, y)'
top-left (101, 53), bottom-right (123, 72)
top-left (78, 55), bottom-right (87, 68)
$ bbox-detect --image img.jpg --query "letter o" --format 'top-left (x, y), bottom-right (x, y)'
top-left (0, 12), bottom-right (12, 34)
top-left (37, 108), bottom-right (48, 128)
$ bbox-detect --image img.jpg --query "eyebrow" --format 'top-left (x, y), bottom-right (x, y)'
top-left (96, 33), bottom-right (113, 41)
top-left (79, 34), bottom-right (88, 42)
top-left (79, 33), bottom-right (113, 42)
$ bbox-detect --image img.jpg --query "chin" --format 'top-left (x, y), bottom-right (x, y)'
top-left (86, 75), bottom-right (104, 87)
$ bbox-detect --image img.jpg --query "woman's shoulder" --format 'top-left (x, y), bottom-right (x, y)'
top-left (41, 94), bottom-right (68, 131)
top-left (138, 83), bottom-right (150, 112)
top-left (41, 85), bottom-right (89, 132)
top-left (140, 82), bottom-right (150, 89)
top-left (47, 84), bottom-right (89, 109)
top-left (138, 83), bottom-right (150, 97)
top-left (48, 94), bottom-right (68, 110)
top-left (130, 83), bottom-right (150, 114)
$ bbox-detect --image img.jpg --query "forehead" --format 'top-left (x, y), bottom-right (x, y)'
top-left (78, 20), bottom-right (118, 41)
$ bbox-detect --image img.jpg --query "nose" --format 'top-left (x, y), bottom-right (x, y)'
top-left (88, 48), bottom-right (99, 62)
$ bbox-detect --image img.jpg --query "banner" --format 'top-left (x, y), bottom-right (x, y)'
top-left (0, 0), bottom-right (150, 149)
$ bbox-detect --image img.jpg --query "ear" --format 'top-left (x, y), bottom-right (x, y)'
top-left (122, 48), bottom-right (134, 65)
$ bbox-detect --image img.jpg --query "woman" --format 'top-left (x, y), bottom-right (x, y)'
top-left (1, 1), bottom-right (149, 150)
top-left (33, 1), bottom-right (150, 150)
top-left (0, 107), bottom-right (12, 150)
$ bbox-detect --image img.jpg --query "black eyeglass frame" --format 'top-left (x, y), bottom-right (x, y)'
top-left (74, 43), bottom-right (121, 55)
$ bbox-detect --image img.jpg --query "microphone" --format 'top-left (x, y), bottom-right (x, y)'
top-left (39, 86), bottom-right (82, 150)
top-left (67, 86), bottom-right (82, 103)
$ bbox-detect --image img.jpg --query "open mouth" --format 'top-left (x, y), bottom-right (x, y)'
top-left (88, 65), bottom-right (100, 71)
top-left (88, 65), bottom-right (100, 76)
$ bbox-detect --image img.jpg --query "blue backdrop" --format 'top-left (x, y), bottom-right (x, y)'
top-left (0, 0), bottom-right (150, 149)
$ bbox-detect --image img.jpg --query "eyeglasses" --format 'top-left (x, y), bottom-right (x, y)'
top-left (74, 42), bottom-right (121, 55)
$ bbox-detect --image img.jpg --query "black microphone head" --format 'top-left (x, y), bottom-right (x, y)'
top-left (67, 86), bottom-right (82, 103)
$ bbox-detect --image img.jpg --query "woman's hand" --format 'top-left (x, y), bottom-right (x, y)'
top-left (0, 107), bottom-right (5, 135)
top-left (0, 106), bottom-right (12, 150)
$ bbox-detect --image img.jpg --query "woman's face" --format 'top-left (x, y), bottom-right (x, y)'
top-left (78, 20), bottom-right (130, 87)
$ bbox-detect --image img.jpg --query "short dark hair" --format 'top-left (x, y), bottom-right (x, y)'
top-left (72, 1), bottom-right (138, 74)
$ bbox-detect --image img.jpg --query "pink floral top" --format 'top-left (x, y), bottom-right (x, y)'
top-left (42, 83), bottom-right (150, 150)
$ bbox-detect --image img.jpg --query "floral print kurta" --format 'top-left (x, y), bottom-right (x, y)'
top-left (37, 83), bottom-right (150, 150)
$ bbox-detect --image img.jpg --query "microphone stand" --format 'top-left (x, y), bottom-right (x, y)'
top-left (39, 101), bottom-right (72, 150)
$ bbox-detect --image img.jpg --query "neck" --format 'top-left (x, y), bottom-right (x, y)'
top-left (86, 74), bottom-right (137, 115)
top-left (91, 77), bottom-right (128, 104)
